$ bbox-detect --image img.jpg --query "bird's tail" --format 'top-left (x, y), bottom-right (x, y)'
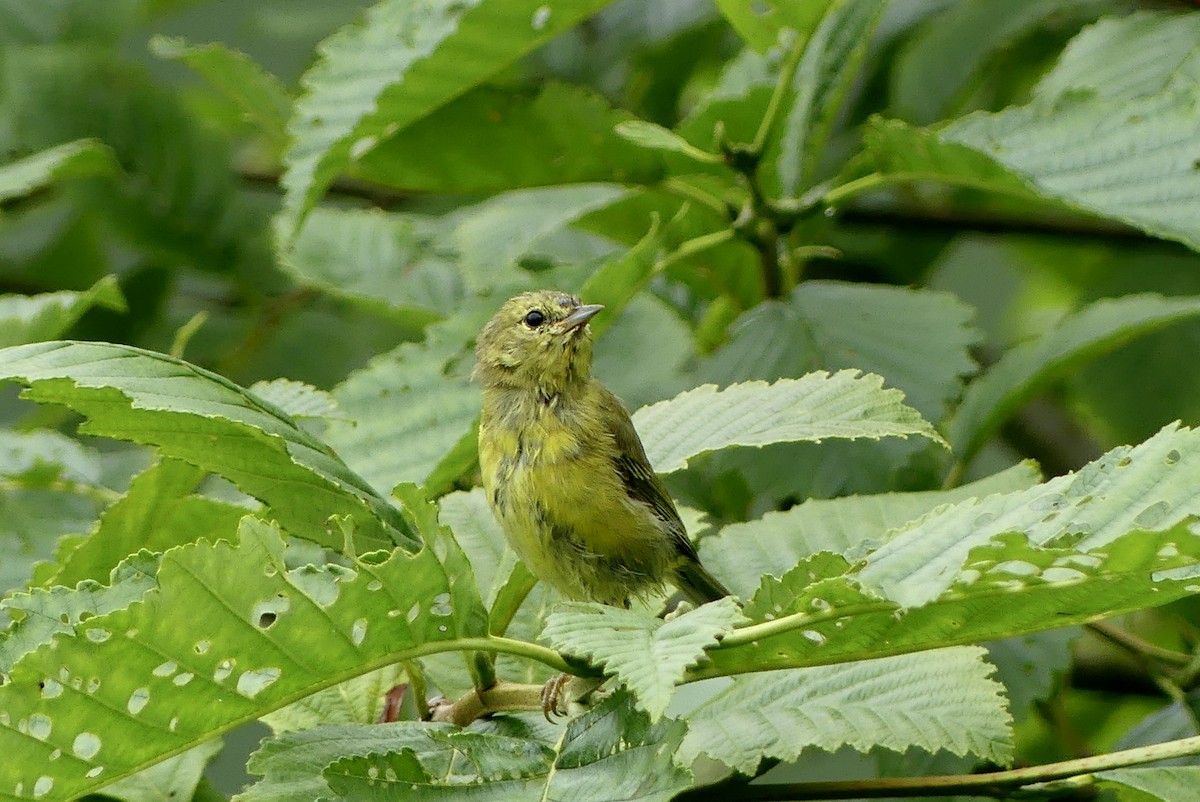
top-left (673, 558), bottom-right (733, 605)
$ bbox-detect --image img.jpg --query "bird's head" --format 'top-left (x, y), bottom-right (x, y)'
top-left (473, 290), bottom-right (603, 395)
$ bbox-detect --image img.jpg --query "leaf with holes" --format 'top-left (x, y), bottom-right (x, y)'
top-left (632, 371), bottom-right (944, 474)
top-left (541, 599), bottom-right (744, 720)
top-left (0, 515), bottom-right (486, 801)
top-left (700, 461), bottom-right (1041, 598)
top-left (0, 341), bottom-right (414, 553)
top-left (680, 646), bottom-right (1012, 774)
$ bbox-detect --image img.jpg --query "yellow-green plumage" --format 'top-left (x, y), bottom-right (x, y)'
top-left (474, 290), bottom-right (730, 608)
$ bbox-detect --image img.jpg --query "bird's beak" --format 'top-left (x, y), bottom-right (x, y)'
top-left (562, 304), bottom-right (604, 332)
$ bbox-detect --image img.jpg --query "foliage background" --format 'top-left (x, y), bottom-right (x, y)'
top-left (4, 0), bottom-right (1200, 800)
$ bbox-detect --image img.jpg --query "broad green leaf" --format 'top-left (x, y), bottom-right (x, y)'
top-left (985, 628), bottom-right (1079, 723)
top-left (857, 12), bottom-right (1200, 250)
top-left (0, 276), bottom-right (125, 349)
top-left (1097, 767), bottom-right (1200, 802)
top-left (0, 139), bottom-right (118, 203)
top-left (260, 664), bottom-right (408, 734)
top-left (704, 281), bottom-right (980, 420)
top-left (96, 739), bottom-right (222, 802)
top-left (1036, 11), bottom-right (1200, 102)
top-left (678, 47), bottom-right (775, 150)
top-left (46, 458), bottom-right (248, 588)
top-left (277, 207), bottom-right (460, 318)
top-left (150, 36), bottom-right (291, 151)
top-left (437, 489), bottom-right (514, 609)
top-left (0, 516), bottom-right (485, 801)
top-left (0, 430), bottom-right (109, 597)
top-left (713, 0), bottom-right (824, 53)
top-left (705, 516), bottom-right (1200, 675)
top-left (632, 371), bottom-right (945, 474)
top-left (324, 691), bottom-right (691, 797)
top-left (950, 295), bottom-right (1200, 467)
top-left (0, 341), bottom-right (415, 553)
top-left (541, 599), bottom-right (744, 720)
top-left (453, 183), bottom-right (628, 291)
top-left (889, 0), bottom-right (1113, 124)
top-left (577, 215), bottom-right (664, 341)
top-left (863, 422), bottom-right (1200, 607)
top-left (326, 316), bottom-right (481, 496)
top-left (761, 0), bottom-right (888, 198)
top-left (280, 0), bottom-right (617, 237)
top-left (701, 461), bottom-right (1041, 598)
top-left (680, 646), bottom-right (1012, 774)
top-left (356, 83), bottom-right (664, 192)
top-left (247, 379), bottom-right (341, 421)
top-left (0, 552), bottom-right (159, 673)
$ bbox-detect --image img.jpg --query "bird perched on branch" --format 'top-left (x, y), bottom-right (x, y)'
top-left (474, 289), bottom-right (731, 610)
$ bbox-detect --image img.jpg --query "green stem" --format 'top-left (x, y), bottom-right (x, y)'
top-left (678, 734), bottom-right (1200, 800)
top-left (823, 170), bottom-right (1052, 210)
top-left (712, 600), bottom-right (899, 652)
top-left (1088, 621), bottom-right (1192, 668)
top-left (655, 229), bottom-right (736, 274)
top-left (662, 177), bottom-right (729, 217)
top-left (750, 31), bottom-right (808, 155)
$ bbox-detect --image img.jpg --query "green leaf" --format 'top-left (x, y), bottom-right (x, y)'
top-left (761, 0), bottom-right (888, 198)
top-left (701, 461), bottom-right (1041, 598)
top-left (713, 0), bottom-right (824, 53)
top-left (1097, 767), bottom-right (1200, 802)
top-left (613, 120), bottom-right (722, 164)
top-left (858, 12), bottom-right (1200, 250)
top-left (0, 276), bottom-right (125, 349)
top-left (986, 628), bottom-right (1079, 724)
top-left (863, 422), bottom-right (1200, 607)
top-left (1036, 11), bottom-right (1200, 102)
top-left (326, 315), bottom-right (481, 495)
top-left (0, 431), bottom-right (109, 597)
top-left (437, 488), bottom-right (515, 609)
top-left (541, 599), bottom-right (744, 720)
top-left (680, 646), bottom-right (1013, 774)
top-left (247, 379), bottom-right (341, 421)
top-left (0, 139), bottom-right (119, 203)
top-left (706, 517), bottom-right (1200, 676)
top-left (277, 207), bottom-right (460, 318)
top-left (950, 294), bottom-right (1200, 466)
top-left (0, 552), bottom-right (159, 673)
top-left (150, 36), bottom-right (291, 152)
top-left (326, 694), bottom-right (690, 802)
top-left (356, 83), bottom-right (665, 192)
top-left (578, 217), bottom-right (664, 341)
top-left (280, 0), bottom-right (618, 237)
top-left (0, 516), bottom-right (485, 801)
top-left (889, 0), bottom-right (1111, 124)
top-left (707, 281), bottom-right (979, 420)
top-left (453, 183), bottom-right (629, 291)
top-left (260, 664), bottom-right (408, 734)
top-left (95, 739), bottom-right (222, 802)
top-left (632, 371), bottom-right (945, 474)
top-left (45, 458), bottom-right (248, 588)
top-left (0, 341), bottom-right (415, 553)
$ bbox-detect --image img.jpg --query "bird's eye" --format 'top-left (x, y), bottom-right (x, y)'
top-left (524, 309), bottom-right (545, 328)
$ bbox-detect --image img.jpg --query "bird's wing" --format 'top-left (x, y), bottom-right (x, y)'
top-left (598, 384), bottom-right (700, 561)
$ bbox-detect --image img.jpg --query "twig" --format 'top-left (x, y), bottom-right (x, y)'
top-left (1088, 621), bottom-right (1192, 669)
top-left (677, 734), bottom-right (1200, 800)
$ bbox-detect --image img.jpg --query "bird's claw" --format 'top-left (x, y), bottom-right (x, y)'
top-left (541, 673), bottom-right (571, 722)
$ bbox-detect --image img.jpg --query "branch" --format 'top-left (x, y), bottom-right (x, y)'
top-left (677, 735), bottom-right (1200, 800)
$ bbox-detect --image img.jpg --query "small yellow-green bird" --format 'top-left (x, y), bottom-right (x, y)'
top-left (474, 289), bottom-right (730, 608)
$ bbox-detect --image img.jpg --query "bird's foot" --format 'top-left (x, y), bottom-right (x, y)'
top-left (541, 674), bottom-right (603, 722)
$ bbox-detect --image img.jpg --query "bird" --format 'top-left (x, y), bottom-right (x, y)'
top-left (473, 289), bottom-right (731, 611)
